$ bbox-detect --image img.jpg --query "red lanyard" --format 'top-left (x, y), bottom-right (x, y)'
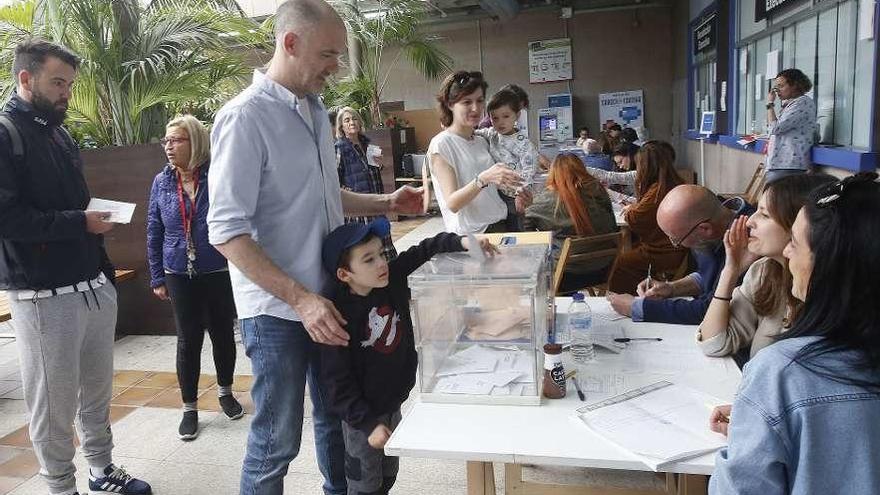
top-left (176, 169), bottom-right (200, 240)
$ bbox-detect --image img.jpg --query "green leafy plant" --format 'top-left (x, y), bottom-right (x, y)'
top-left (0, 0), bottom-right (271, 147)
top-left (327, 0), bottom-right (452, 127)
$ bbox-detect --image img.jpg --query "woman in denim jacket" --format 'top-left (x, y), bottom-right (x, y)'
top-left (147, 115), bottom-right (243, 441)
top-left (709, 172), bottom-right (880, 494)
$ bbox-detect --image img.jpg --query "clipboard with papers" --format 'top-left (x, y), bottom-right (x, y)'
top-left (572, 381), bottom-right (728, 471)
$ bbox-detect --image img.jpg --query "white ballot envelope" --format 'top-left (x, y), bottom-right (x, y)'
top-left (87, 198), bottom-right (136, 224)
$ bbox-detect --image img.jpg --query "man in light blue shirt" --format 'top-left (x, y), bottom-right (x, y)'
top-left (207, 1), bottom-right (422, 493)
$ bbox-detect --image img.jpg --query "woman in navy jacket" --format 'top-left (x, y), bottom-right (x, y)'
top-left (147, 115), bottom-right (243, 440)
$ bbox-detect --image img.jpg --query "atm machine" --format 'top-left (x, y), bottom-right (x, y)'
top-left (538, 93), bottom-right (575, 160)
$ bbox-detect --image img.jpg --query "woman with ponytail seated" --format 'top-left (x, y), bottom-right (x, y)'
top-left (524, 153), bottom-right (618, 292)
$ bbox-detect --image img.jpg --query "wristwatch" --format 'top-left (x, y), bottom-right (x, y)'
top-left (765, 102), bottom-right (775, 109)
top-left (474, 175), bottom-right (488, 189)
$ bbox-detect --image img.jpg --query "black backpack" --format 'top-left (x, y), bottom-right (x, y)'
top-left (0, 114), bottom-right (24, 160)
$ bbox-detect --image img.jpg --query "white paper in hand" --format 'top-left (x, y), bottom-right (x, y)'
top-left (87, 198), bottom-right (136, 224)
top-left (465, 233), bottom-right (485, 262)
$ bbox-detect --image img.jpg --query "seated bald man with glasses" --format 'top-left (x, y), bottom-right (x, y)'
top-left (607, 185), bottom-right (754, 324)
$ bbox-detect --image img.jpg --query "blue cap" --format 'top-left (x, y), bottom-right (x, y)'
top-left (322, 217), bottom-right (391, 276)
top-left (572, 292), bottom-right (585, 301)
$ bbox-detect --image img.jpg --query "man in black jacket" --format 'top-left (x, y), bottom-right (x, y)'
top-left (0, 39), bottom-right (151, 495)
top-left (320, 218), bottom-right (495, 495)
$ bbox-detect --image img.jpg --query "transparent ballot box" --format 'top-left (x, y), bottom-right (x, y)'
top-left (408, 244), bottom-right (553, 405)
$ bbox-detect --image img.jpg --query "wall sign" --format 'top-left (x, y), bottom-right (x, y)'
top-left (528, 38), bottom-right (573, 83)
top-left (755, 0), bottom-right (808, 22)
top-left (599, 90), bottom-right (645, 131)
top-left (693, 14), bottom-right (717, 55)
top-left (700, 111), bottom-right (716, 135)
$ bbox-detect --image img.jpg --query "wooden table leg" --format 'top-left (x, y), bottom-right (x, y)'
top-left (675, 474), bottom-right (708, 495)
top-left (467, 461), bottom-right (496, 495)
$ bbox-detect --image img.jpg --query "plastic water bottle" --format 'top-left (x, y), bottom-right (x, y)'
top-left (568, 292), bottom-right (595, 364)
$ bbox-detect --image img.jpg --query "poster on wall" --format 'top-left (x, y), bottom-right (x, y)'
top-left (528, 38), bottom-right (573, 83)
top-left (599, 90), bottom-right (645, 131)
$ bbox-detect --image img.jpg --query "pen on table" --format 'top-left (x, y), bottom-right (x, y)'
top-left (613, 337), bottom-right (663, 343)
top-left (564, 369), bottom-right (586, 401)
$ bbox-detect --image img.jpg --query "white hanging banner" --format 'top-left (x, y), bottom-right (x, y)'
top-left (528, 38), bottom-right (573, 83)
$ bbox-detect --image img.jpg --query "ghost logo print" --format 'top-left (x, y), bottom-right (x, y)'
top-left (361, 306), bottom-right (403, 354)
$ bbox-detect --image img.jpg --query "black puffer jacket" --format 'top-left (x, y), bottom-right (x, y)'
top-left (0, 94), bottom-right (114, 290)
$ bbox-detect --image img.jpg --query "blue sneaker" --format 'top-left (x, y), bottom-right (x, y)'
top-left (88, 464), bottom-right (152, 494)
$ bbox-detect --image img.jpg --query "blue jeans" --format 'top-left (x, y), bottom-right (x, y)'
top-left (239, 315), bottom-right (346, 495)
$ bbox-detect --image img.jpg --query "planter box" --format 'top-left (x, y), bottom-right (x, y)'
top-left (82, 144), bottom-right (176, 336)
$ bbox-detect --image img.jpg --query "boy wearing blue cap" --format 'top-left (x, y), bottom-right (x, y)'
top-left (320, 218), bottom-right (496, 494)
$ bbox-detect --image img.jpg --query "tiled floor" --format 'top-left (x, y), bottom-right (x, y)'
top-left (0, 218), bottom-right (664, 494)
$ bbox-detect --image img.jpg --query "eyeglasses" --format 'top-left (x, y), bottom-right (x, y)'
top-left (816, 172), bottom-right (879, 209)
top-left (669, 217), bottom-right (710, 248)
top-left (160, 137), bottom-right (189, 147)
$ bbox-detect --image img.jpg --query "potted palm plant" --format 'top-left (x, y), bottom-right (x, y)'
top-left (325, 0), bottom-right (452, 128)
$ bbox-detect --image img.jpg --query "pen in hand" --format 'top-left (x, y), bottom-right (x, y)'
top-left (645, 264), bottom-right (653, 292)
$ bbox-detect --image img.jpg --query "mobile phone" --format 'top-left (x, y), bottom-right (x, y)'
top-left (500, 236), bottom-right (517, 246)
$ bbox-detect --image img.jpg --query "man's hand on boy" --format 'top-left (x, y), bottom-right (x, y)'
top-left (368, 423), bottom-right (392, 449)
top-left (461, 236), bottom-right (500, 258)
top-left (291, 290), bottom-right (349, 346)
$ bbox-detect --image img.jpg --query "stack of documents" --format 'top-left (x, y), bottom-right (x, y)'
top-left (433, 345), bottom-right (536, 396)
top-left (573, 381), bottom-right (727, 471)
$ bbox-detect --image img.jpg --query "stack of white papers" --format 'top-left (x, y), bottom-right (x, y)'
top-left (574, 381), bottom-right (727, 471)
top-left (433, 345), bottom-right (535, 396)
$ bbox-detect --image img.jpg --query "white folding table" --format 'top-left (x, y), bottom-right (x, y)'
top-left (386, 297), bottom-right (742, 495)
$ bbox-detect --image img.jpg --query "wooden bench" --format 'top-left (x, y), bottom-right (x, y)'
top-left (0, 269), bottom-right (136, 323)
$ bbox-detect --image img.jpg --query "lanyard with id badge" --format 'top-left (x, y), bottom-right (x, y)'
top-left (176, 169), bottom-right (199, 277)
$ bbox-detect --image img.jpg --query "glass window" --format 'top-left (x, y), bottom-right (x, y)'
top-left (754, 37), bottom-right (770, 132)
top-left (782, 25), bottom-right (796, 69)
top-left (815, 8), bottom-right (838, 144)
top-left (734, 0), bottom-right (875, 146)
top-left (794, 17), bottom-right (817, 92)
top-left (853, 1), bottom-right (874, 148)
top-left (833, 0), bottom-right (856, 146)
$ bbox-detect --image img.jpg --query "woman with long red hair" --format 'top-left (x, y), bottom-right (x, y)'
top-left (607, 140), bottom-right (688, 294)
top-left (524, 153), bottom-right (618, 292)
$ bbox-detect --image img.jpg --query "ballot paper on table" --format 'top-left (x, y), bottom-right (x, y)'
top-left (573, 381), bottom-right (727, 471)
top-left (86, 198), bottom-right (136, 224)
top-left (433, 345), bottom-right (534, 396)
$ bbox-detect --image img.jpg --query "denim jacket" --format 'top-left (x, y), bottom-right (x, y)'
top-left (146, 161), bottom-right (227, 287)
top-left (710, 336), bottom-right (880, 494)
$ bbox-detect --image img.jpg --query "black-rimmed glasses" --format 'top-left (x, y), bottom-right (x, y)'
top-left (669, 217), bottom-right (711, 248)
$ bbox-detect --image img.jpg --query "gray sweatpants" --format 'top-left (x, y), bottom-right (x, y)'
top-left (9, 282), bottom-right (117, 494)
top-left (342, 410), bottom-right (402, 495)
